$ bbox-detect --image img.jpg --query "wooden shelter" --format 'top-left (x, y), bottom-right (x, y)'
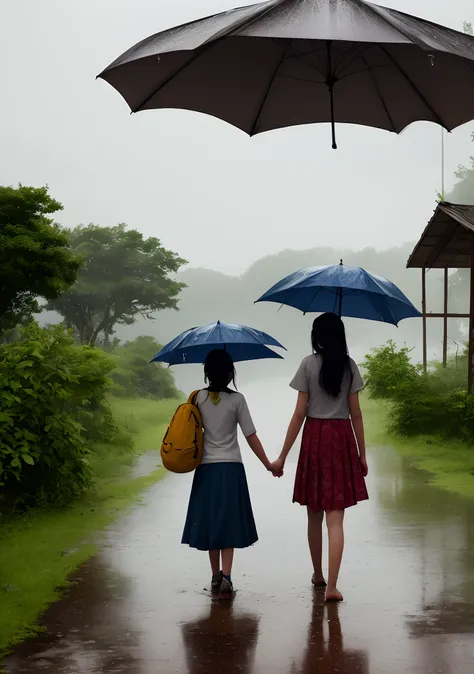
top-left (407, 202), bottom-right (474, 393)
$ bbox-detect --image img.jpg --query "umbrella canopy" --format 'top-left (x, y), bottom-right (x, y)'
top-left (98, 0), bottom-right (474, 148)
top-left (255, 263), bottom-right (421, 325)
top-left (151, 321), bottom-right (286, 365)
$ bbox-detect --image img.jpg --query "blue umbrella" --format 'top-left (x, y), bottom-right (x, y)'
top-left (255, 262), bottom-right (421, 326)
top-left (151, 321), bottom-right (286, 365)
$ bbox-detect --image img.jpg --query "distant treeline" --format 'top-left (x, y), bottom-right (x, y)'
top-left (112, 243), bottom-right (458, 371)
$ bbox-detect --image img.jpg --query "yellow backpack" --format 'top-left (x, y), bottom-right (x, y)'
top-left (161, 390), bottom-right (203, 473)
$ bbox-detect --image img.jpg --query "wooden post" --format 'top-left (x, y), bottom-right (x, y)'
top-left (468, 255), bottom-right (474, 394)
top-left (422, 268), bottom-right (427, 373)
top-left (443, 268), bottom-right (448, 367)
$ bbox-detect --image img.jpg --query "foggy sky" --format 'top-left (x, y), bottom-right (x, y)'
top-left (1, 0), bottom-right (473, 275)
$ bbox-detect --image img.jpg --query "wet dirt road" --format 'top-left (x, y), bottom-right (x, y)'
top-left (4, 381), bottom-right (474, 673)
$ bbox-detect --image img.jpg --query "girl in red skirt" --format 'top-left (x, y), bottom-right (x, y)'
top-left (272, 313), bottom-right (368, 602)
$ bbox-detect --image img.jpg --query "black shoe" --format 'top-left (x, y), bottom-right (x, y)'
top-left (211, 571), bottom-right (223, 594)
top-left (219, 576), bottom-right (234, 600)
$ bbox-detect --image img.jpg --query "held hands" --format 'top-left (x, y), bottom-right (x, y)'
top-left (269, 456), bottom-right (285, 478)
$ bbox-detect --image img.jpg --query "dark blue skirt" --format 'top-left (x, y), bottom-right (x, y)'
top-left (182, 462), bottom-right (258, 551)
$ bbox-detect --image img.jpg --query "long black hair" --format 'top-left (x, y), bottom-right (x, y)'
top-left (311, 313), bottom-right (351, 398)
top-left (204, 349), bottom-right (236, 393)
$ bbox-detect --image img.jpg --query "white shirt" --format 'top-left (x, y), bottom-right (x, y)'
top-left (290, 354), bottom-right (364, 419)
top-left (196, 390), bottom-right (256, 464)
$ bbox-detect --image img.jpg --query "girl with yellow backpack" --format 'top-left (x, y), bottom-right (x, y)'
top-left (181, 349), bottom-right (276, 599)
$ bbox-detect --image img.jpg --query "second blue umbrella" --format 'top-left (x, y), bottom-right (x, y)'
top-left (255, 263), bottom-right (421, 326)
top-left (151, 321), bottom-right (286, 365)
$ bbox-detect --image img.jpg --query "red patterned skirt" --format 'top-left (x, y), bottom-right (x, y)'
top-left (293, 418), bottom-right (369, 512)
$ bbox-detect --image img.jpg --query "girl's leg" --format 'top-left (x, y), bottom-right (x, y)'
top-left (307, 507), bottom-right (325, 584)
top-left (209, 550), bottom-right (220, 576)
top-left (325, 510), bottom-right (345, 600)
top-left (221, 548), bottom-right (234, 577)
top-left (219, 548), bottom-right (235, 599)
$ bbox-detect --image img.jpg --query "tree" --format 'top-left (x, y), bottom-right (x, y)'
top-left (49, 224), bottom-right (187, 345)
top-left (0, 185), bottom-right (82, 333)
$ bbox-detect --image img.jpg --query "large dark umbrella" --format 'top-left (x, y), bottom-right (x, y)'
top-left (98, 0), bottom-right (474, 149)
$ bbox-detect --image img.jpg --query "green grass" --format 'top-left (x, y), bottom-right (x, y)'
top-left (109, 397), bottom-right (179, 453)
top-left (363, 396), bottom-right (474, 498)
top-left (0, 397), bottom-right (177, 657)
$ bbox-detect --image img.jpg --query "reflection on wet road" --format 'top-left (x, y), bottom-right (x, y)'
top-left (3, 381), bottom-right (474, 673)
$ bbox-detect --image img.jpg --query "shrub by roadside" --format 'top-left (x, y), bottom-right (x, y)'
top-left (362, 340), bottom-right (420, 400)
top-left (363, 341), bottom-right (474, 443)
top-left (0, 324), bottom-right (119, 512)
top-left (0, 396), bottom-right (175, 657)
top-left (106, 335), bottom-right (178, 400)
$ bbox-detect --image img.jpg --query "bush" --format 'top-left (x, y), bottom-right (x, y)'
top-left (364, 340), bottom-right (474, 442)
top-left (388, 373), bottom-right (447, 435)
top-left (390, 380), bottom-right (474, 442)
top-left (432, 352), bottom-right (468, 390)
top-left (362, 340), bottom-right (420, 401)
top-left (107, 336), bottom-right (179, 399)
top-left (0, 324), bottom-right (117, 510)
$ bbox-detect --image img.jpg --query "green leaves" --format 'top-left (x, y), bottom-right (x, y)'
top-left (0, 323), bottom-right (116, 511)
top-left (16, 360), bottom-right (33, 369)
top-left (363, 340), bottom-right (419, 401)
top-left (364, 340), bottom-right (474, 442)
top-left (47, 223), bottom-right (186, 346)
top-left (108, 336), bottom-right (178, 400)
top-left (0, 185), bottom-right (82, 334)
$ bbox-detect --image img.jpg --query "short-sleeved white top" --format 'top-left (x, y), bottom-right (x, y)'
top-left (196, 390), bottom-right (256, 464)
top-left (290, 354), bottom-right (364, 420)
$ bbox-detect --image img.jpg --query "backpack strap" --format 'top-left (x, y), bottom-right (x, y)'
top-left (188, 389), bottom-right (201, 405)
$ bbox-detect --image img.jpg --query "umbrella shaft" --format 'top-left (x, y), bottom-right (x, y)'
top-left (326, 41), bottom-right (337, 150)
top-left (329, 84), bottom-right (337, 150)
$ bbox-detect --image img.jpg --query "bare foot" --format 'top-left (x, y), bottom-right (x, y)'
top-left (325, 588), bottom-right (343, 602)
top-left (311, 573), bottom-right (327, 588)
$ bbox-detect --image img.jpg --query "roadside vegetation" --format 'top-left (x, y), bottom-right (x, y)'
top-left (363, 341), bottom-right (474, 498)
top-left (0, 185), bottom-right (183, 655)
top-left (0, 397), bottom-right (175, 655)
